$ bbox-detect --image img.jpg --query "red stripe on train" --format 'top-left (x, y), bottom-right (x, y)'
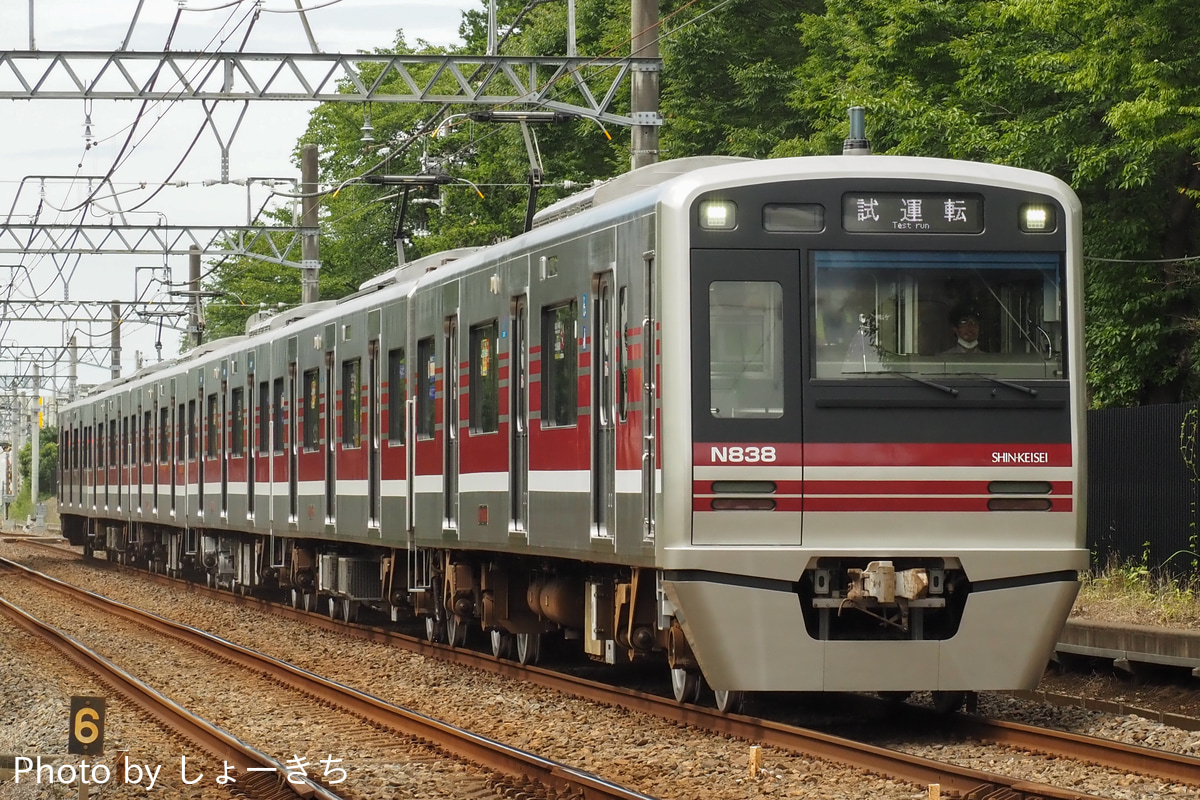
top-left (692, 497), bottom-right (1073, 512)
top-left (693, 442), bottom-right (1072, 467)
top-left (693, 480), bottom-right (1074, 495)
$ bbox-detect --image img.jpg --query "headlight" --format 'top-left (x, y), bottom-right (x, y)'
top-left (699, 200), bottom-right (737, 230)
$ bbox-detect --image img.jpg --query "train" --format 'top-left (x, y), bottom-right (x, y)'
top-left (59, 153), bottom-right (1088, 713)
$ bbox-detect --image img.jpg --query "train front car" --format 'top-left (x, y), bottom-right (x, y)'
top-left (658, 157), bottom-right (1087, 711)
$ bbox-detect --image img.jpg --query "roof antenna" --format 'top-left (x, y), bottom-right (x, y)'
top-left (843, 106), bottom-right (871, 156)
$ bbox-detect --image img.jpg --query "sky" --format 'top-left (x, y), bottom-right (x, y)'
top-left (0, 0), bottom-right (477, 400)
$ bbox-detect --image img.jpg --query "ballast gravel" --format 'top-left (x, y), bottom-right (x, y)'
top-left (4, 538), bottom-right (1200, 800)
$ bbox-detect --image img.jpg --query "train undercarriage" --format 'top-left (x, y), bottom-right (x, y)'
top-left (61, 513), bottom-right (669, 671)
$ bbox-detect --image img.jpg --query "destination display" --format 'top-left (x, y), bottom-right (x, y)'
top-left (842, 192), bottom-right (984, 233)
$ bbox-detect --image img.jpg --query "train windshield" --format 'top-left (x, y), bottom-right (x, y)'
top-left (812, 251), bottom-right (1065, 381)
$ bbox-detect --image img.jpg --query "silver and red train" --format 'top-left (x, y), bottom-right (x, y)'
top-left (59, 154), bottom-right (1087, 712)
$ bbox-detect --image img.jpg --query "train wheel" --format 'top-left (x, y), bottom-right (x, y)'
top-left (670, 668), bottom-right (703, 704)
top-left (515, 632), bottom-right (541, 666)
top-left (446, 615), bottom-right (468, 648)
top-left (205, 572), bottom-right (214, 589)
top-left (932, 691), bottom-right (966, 714)
top-left (713, 689), bottom-right (745, 715)
top-left (342, 600), bottom-right (357, 624)
top-left (290, 588), bottom-right (302, 609)
top-left (490, 630), bottom-right (515, 660)
top-left (424, 616), bottom-right (446, 644)
top-left (303, 593), bottom-right (319, 613)
top-left (328, 597), bottom-right (341, 621)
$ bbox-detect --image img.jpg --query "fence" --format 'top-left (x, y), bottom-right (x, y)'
top-left (1087, 402), bottom-right (1200, 573)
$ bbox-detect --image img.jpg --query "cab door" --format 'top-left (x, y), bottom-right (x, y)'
top-left (689, 249), bottom-right (804, 545)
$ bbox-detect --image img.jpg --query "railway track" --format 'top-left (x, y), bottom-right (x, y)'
top-left (8, 540), bottom-right (1200, 799)
top-left (0, 555), bottom-right (656, 800)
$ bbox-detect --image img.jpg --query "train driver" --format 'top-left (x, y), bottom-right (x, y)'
top-left (943, 305), bottom-right (986, 355)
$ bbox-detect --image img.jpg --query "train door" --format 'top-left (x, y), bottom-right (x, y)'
top-left (195, 385), bottom-right (204, 519)
top-left (288, 350), bottom-right (299, 523)
top-left (443, 315), bottom-right (459, 530)
top-left (509, 295), bottom-right (529, 532)
top-left (592, 273), bottom-right (616, 538)
top-left (220, 377), bottom-right (229, 519)
top-left (137, 407), bottom-right (144, 513)
top-left (641, 252), bottom-right (657, 544)
top-left (325, 347), bottom-right (336, 524)
top-left (368, 336), bottom-right (381, 530)
top-left (172, 390), bottom-right (181, 517)
top-left (247, 373), bottom-right (256, 520)
top-left (121, 413), bottom-right (129, 512)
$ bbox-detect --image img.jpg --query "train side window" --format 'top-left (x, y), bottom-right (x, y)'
top-left (387, 348), bottom-right (405, 444)
top-left (258, 380), bottom-right (269, 454)
top-left (143, 410), bottom-right (152, 464)
top-left (109, 419), bottom-right (118, 466)
top-left (206, 394), bottom-right (218, 458)
top-left (417, 337), bottom-right (435, 439)
top-left (122, 416), bottom-right (130, 465)
top-left (231, 388), bottom-right (245, 457)
top-left (302, 368), bottom-right (319, 451)
top-left (541, 301), bottom-right (578, 427)
top-left (159, 407), bottom-right (170, 463)
top-left (341, 358), bottom-right (362, 447)
top-left (272, 378), bottom-right (285, 453)
top-left (469, 320), bottom-right (499, 434)
top-left (709, 281), bottom-right (784, 419)
top-left (176, 404), bottom-right (185, 461)
top-left (188, 400), bottom-right (197, 460)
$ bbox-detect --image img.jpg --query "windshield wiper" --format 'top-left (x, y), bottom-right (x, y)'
top-left (893, 371), bottom-right (959, 397)
top-left (985, 376), bottom-right (1038, 397)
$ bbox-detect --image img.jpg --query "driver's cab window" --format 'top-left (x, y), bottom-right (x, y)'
top-left (813, 251), bottom-right (1064, 380)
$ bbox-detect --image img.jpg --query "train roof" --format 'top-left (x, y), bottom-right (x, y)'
top-left (532, 155), bottom-right (750, 227)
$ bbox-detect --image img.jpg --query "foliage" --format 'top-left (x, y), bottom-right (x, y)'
top-left (1078, 552), bottom-right (1200, 628)
top-left (780, 0), bottom-right (1200, 406)
top-left (17, 425), bottom-right (58, 497)
top-left (198, 0), bottom-right (1200, 406)
top-left (8, 483), bottom-right (32, 522)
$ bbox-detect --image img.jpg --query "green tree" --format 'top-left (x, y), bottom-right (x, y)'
top-left (18, 425), bottom-right (58, 498)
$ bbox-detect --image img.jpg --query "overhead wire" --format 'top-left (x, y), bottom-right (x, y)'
top-left (11, 2), bottom-right (263, 370)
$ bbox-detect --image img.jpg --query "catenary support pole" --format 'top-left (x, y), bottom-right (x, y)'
top-left (189, 245), bottom-right (202, 347)
top-left (68, 334), bottom-right (77, 402)
top-left (300, 143), bottom-right (320, 305)
top-left (30, 363), bottom-right (38, 511)
top-left (630, 0), bottom-right (660, 170)
top-left (110, 301), bottom-right (121, 380)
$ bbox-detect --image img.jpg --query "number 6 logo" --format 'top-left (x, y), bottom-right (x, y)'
top-left (75, 708), bottom-right (100, 743)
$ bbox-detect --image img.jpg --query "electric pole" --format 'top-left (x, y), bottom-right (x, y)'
top-left (30, 362), bottom-right (38, 518)
top-left (630, 0), bottom-right (660, 170)
top-left (189, 245), bottom-right (202, 348)
top-left (301, 143), bottom-right (320, 305)
top-left (110, 301), bottom-right (121, 380)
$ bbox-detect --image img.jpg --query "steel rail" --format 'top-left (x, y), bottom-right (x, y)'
top-left (934, 709), bottom-right (1200, 786)
top-left (0, 592), bottom-right (341, 800)
top-left (0, 557), bottom-right (659, 800)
